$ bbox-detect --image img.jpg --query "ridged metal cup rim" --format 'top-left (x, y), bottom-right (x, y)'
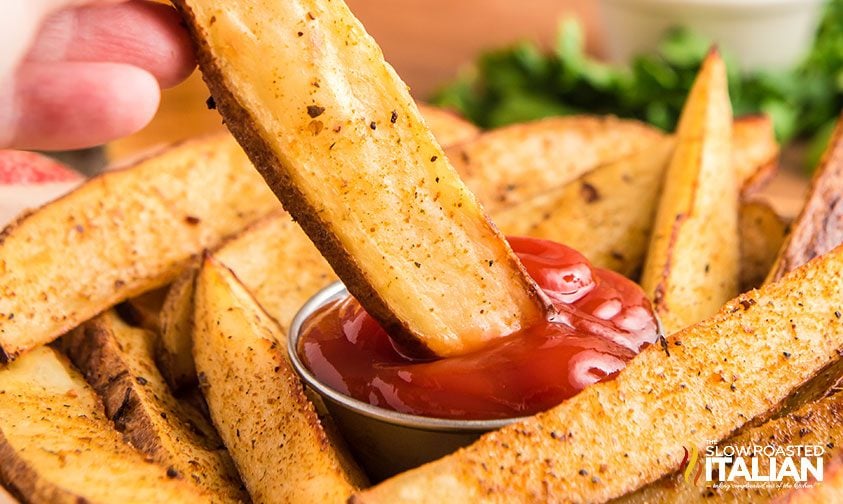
top-left (287, 281), bottom-right (528, 433)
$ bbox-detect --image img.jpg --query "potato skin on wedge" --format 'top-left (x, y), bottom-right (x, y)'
top-left (641, 50), bottom-right (739, 334)
top-left (767, 114), bottom-right (843, 284)
top-left (740, 201), bottom-right (787, 291)
top-left (0, 347), bottom-right (211, 503)
top-left (193, 256), bottom-right (367, 503)
top-left (0, 134), bottom-right (279, 363)
top-left (62, 310), bottom-right (248, 503)
top-left (354, 244), bottom-right (843, 503)
top-left (156, 262), bottom-right (201, 392)
top-left (174, 0), bottom-right (548, 357)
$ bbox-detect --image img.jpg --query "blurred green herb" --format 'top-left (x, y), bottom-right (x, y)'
top-left (431, 1), bottom-right (843, 172)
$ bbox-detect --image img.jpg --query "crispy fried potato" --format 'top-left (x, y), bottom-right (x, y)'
top-left (0, 134), bottom-right (279, 363)
top-left (740, 201), bottom-right (788, 291)
top-left (640, 51), bottom-right (739, 334)
top-left (767, 115), bottom-right (843, 284)
top-left (493, 127), bottom-right (777, 278)
top-left (62, 311), bottom-right (248, 502)
top-left (448, 116), bottom-right (665, 211)
top-left (174, 0), bottom-right (547, 357)
top-left (493, 138), bottom-right (674, 277)
top-left (353, 244), bottom-right (843, 503)
top-left (0, 347), bottom-right (210, 503)
top-left (194, 256), bottom-right (367, 503)
top-left (618, 388), bottom-right (843, 503)
top-left (157, 211), bottom-right (337, 391)
top-left (157, 261), bottom-right (200, 392)
top-left (416, 103), bottom-right (480, 148)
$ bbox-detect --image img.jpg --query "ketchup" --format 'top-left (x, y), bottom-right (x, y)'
top-left (299, 237), bottom-right (660, 420)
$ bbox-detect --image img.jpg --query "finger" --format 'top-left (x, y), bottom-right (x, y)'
top-left (0, 61), bottom-right (160, 151)
top-left (26, 1), bottom-right (195, 88)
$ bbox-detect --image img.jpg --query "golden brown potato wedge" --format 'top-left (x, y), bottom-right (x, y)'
top-left (452, 114), bottom-right (775, 213)
top-left (416, 103), bottom-right (480, 148)
top-left (740, 201), bottom-right (788, 291)
top-left (0, 346), bottom-right (211, 503)
top-left (0, 133), bottom-right (279, 363)
top-left (156, 261), bottom-right (200, 392)
top-left (157, 211), bottom-right (336, 391)
top-left (353, 244), bottom-right (843, 503)
top-left (767, 115), bottom-right (843, 283)
top-left (175, 0), bottom-right (547, 357)
top-left (194, 256), bottom-right (367, 503)
top-left (493, 130), bottom-right (777, 279)
top-left (493, 138), bottom-right (674, 277)
top-left (641, 50), bottom-right (739, 334)
top-left (618, 388), bottom-right (843, 503)
top-left (448, 115), bottom-right (665, 211)
top-left (62, 311), bottom-right (248, 502)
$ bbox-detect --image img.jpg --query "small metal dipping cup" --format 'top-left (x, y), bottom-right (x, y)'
top-left (287, 282), bottom-right (526, 482)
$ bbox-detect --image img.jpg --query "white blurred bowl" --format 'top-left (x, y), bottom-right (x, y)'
top-left (600, 0), bottom-right (825, 71)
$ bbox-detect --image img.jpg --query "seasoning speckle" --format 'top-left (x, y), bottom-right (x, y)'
top-left (370, 121), bottom-right (377, 130)
top-left (430, 155), bottom-right (438, 162)
top-left (206, 96), bottom-right (216, 110)
top-left (390, 110), bottom-right (398, 123)
top-left (307, 105), bottom-right (325, 118)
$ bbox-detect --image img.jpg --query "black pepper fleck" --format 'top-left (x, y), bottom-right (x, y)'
top-left (136, 376), bottom-right (148, 385)
top-left (206, 96), bottom-right (216, 110)
top-left (390, 110), bottom-right (398, 123)
top-left (166, 467), bottom-right (179, 479)
top-left (783, 351), bottom-right (791, 358)
top-left (307, 105), bottom-right (325, 118)
top-left (430, 155), bottom-right (438, 162)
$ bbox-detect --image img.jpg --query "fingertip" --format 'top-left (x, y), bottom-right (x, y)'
top-left (1, 62), bottom-right (161, 151)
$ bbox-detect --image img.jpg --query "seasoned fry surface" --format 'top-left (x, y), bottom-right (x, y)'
top-left (641, 51), bottom-right (739, 334)
top-left (0, 134), bottom-right (278, 363)
top-left (175, 0), bottom-right (547, 357)
top-left (355, 246), bottom-right (843, 503)
top-left (194, 257), bottom-right (366, 503)
top-left (63, 311), bottom-right (248, 503)
top-left (0, 347), bottom-right (209, 503)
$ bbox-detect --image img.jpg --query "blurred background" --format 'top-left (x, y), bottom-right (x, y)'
top-left (91, 0), bottom-right (842, 216)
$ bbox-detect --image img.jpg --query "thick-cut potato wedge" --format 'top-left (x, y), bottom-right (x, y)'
top-left (618, 389), bottom-right (843, 503)
top-left (494, 139), bottom-right (673, 276)
top-left (493, 125), bottom-right (778, 278)
top-left (416, 103), bottom-right (480, 148)
top-left (353, 244), bottom-right (843, 503)
top-left (174, 0), bottom-right (547, 357)
top-left (448, 116), bottom-right (665, 211)
top-left (641, 51), bottom-right (739, 334)
top-left (157, 261), bottom-right (200, 391)
top-left (767, 115), bottom-right (843, 283)
top-left (740, 201), bottom-right (788, 291)
top-left (194, 256), bottom-right (367, 503)
top-left (62, 311), bottom-right (248, 502)
top-left (0, 347), bottom-right (210, 503)
top-left (157, 211), bottom-right (336, 391)
top-left (453, 114), bottom-right (775, 214)
top-left (0, 133), bottom-right (278, 363)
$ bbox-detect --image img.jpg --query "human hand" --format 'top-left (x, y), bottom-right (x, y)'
top-left (0, 0), bottom-right (196, 151)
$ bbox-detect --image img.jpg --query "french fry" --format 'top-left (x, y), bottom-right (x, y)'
top-left (640, 50), bottom-right (739, 334)
top-left (156, 260), bottom-right (200, 392)
top-left (194, 256), bottom-right (367, 503)
top-left (61, 311), bottom-right (248, 503)
top-left (353, 244), bottom-right (843, 503)
top-left (740, 201), bottom-right (787, 291)
top-left (416, 103), bottom-right (480, 148)
top-left (0, 347), bottom-right (211, 502)
top-left (767, 114), bottom-right (843, 283)
top-left (0, 133), bottom-right (279, 363)
top-left (448, 115), bottom-right (665, 211)
top-left (174, 0), bottom-right (548, 357)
